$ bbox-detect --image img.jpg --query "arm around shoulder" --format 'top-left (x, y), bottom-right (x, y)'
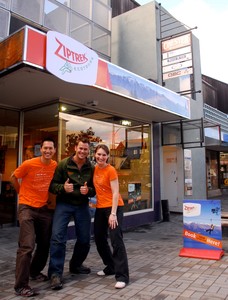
top-left (10, 174), bottom-right (20, 194)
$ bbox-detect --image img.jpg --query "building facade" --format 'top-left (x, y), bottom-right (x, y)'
top-left (0, 0), bottom-right (227, 228)
top-left (112, 1), bottom-right (228, 210)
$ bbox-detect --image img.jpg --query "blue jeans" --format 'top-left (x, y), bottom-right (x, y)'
top-left (48, 202), bottom-right (91, 278)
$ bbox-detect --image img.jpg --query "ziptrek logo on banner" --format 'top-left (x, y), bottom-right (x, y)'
top-left (55, 37), bottom-right (94, 75)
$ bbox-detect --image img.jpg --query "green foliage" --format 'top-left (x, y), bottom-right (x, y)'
top-left (65, 127), bottom-right (102, 156)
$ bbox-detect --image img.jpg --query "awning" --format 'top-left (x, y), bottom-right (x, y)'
top-left (0, 26), bottom-right (191, 125)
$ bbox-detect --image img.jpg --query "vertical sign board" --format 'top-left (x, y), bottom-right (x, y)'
top-left (179, 200), bottom-right (224, 260)
top-left (161, 33), bottom-right (193, 81)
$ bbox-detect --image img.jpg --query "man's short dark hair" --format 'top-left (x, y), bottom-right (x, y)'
top-left (41, 137), bottom-right (56, 148)
top-left (76, 137), bottom-right (90, 146)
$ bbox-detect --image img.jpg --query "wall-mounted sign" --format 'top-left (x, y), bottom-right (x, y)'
top-left (163, 60), bottom-right (192, 74)
top-left (162, 53), bottom-right (192, 67)
top-left (162, 33), bottom-right (191, 52)
top-left (162, 33), bottom-right (193, 81)
top-left (46, 31), bottom-right (98, 85)
top-left (163, 67), bottom-right (193, 80)
top-left (162, 46), bottom-right (191, 60)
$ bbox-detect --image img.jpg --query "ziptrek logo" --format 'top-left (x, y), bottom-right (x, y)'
top-left (55, 37), bottom-right (88, 64)
top-left (54, 37), bottom-right (93, 75)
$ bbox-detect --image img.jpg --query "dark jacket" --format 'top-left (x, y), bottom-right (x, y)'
top-left (49, 156), bottom-right (96, 206)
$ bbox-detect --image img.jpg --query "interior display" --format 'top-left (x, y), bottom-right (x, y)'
top-left (220, 152), bottom-right (228, 189)
top-left (0, 146), bottom-right (7, 173)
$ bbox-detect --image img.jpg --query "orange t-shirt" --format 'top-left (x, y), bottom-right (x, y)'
top-left (13, 157), bottom-right (57, 208)
top-left (93, 164), bottom-right (124, 208)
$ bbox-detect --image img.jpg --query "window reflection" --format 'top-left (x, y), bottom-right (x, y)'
top-left (44, 0), bottom-right (69, 35)
top-left (59, 112), bottom-right (152, 212)
top-left (0, 108), bottom-right (19, 225)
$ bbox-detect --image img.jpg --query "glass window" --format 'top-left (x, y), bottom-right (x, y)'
top-left (9, 15), bottom-right (28, 35)
top-left (206, 150), bottom-right (219, 191)
top-left (0, 0), bottom-right (10, 9)
top-left (0, 7), bottom-right (9, 41)
top-left (23, 104), bottom-right (59, 162)
top-left (220, 152), bottom-right (228, 189)
top-left (93, 0), bottom-right (111, 30)
top-left (44, 0), bottom-right (69, 35)
top-left (59, 107), bottom-right (152, 213)
top-left (98, 0), bottom-right (110, 5)
top-left (0, 108), bottom-right (19, 225)
top-left (92, 24), bottom-right (110, 57)
top-left (70, 12), bottom-right (91, 47)
top-left (71, 0), bottom-right (91, 19)
top-left (11, 0), bottom-right (43, 24)
top-left (56, 0), bottom-right (70, 7)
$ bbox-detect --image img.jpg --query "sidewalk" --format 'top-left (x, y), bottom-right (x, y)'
top-left (1, 197), bottom-right (228, 299)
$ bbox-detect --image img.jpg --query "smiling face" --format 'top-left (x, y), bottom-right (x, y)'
top-left (75, 141), bottom-right (90, 162)
top-left (95, 144), bottom-right (109, 168)
top-left (40, 141), bottom-right (56, 161)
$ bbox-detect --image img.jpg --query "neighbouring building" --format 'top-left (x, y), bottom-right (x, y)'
top-left (111, 1), bottom-right (228, 209)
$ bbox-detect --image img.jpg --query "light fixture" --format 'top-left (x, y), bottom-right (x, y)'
top-left (60, 105), bottom-right (67, 112)
top-left (121, 120), bottom-right (131, 126)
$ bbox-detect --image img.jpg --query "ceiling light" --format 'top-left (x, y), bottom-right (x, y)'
top-left (60, 105), bottom-right (67, 112)
top-left (121, 120), bottom-right (131, 126)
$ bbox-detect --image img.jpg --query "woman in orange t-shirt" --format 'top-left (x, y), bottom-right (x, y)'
top-left (93, 144), bottom-right (129, 289)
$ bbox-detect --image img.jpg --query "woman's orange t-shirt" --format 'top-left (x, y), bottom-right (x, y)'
top-left (93, 164), bottom-right (124, 208)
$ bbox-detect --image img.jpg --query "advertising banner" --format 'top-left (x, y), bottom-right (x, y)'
top-left (179, 199), bottom-right (224, 260)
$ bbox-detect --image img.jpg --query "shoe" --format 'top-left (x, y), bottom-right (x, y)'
top-left (50, 275), bottom-right (63, 290)
top-left (97, 270), bottom-right (105, 276)
top-left (97, 269), bottom-right (115, 276)
top-left (15, 286), bottom-right (39, 297)
top-left (70, 264), bottom-right (91, 274)
top-left (30, 273), bottom-right (48, 281)
top-left (115, 281), bottom-right (126, 289)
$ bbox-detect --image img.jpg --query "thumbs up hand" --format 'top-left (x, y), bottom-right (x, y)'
top-left (64, 178), bottom-right (74, 193)
top-left (80, 182), bottom-right (88, 195)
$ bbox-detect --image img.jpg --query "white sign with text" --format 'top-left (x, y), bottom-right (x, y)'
top-left (46, 31), bottom-right (98, 85)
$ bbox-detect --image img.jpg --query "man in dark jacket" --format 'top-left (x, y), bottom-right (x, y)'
top-left (48, 137), bottom-right (96, 290)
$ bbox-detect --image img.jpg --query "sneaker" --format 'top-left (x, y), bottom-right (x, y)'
top-left (97, 270), bottom-right (106, 276)
top-left (50, 275), bottom-right (63, 290)
top-left (70, 264), bottom-right (91, 274)
top-left (30, 273), bottom-right (48, 282)
top-left (115, 281), bottom-right (126, 289)
top-left (15, 286), bottom-right (39, 297)
top-left (97, 266), bottom-right (115, 276)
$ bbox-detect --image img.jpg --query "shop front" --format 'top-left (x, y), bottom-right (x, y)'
top-left (0, 26), bottom-right (190, 228)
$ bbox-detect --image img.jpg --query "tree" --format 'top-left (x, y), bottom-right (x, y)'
top-left (65, 127), bottom-right (102, 156)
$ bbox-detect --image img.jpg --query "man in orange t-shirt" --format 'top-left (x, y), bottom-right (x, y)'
top-left (11, 138), bottom-right (57, 297)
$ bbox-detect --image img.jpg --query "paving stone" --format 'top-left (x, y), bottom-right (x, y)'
top-left (1, 195), bottom-right (228, 299)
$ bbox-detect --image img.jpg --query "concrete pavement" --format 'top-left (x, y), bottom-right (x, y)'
top-left (1, 196), bottom-right (228, 299)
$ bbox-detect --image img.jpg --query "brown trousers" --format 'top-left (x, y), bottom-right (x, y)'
top-left (14, 204), bottom-right (53, 289)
